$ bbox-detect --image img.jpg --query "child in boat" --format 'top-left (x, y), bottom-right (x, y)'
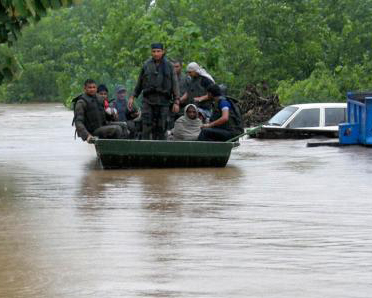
top-left (172, 104), bottom-right (202, 141)
top-left (97, 84), bottom-right (118, 120)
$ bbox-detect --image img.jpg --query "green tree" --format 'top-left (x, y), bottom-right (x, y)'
top-left (2, 0), bottom-right (372, 104)
top-left (0, 0), bottom-right (79, 84)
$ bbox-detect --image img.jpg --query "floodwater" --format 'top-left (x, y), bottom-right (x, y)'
top-left (0, 103), bottom-right (371, 298)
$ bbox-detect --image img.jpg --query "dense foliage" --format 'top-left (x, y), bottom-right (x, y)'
top-left (0, 0), bottom-right (79, 85)
top-left (1, 0), bottom-right (372, 104)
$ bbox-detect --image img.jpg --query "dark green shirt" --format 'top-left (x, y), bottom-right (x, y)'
top-left (133, 57), bottom-right (180, 106)
top-left (74, 94), bottom-right (106, 141)
top-left (186, 75), bottom-right (214, 110)
top-left (177, 72), bottom-right (188, 97)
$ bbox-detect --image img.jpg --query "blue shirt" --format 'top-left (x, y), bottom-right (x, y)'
top-left (218, 99), bottom-right (231, 111)
top-left (112, 98), bottom-right (128, 121)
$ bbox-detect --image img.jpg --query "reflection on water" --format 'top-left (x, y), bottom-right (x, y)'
top-left (0, 174), bottom-right (16, 201)
top-left (0, 104), bottom-right (372, 298)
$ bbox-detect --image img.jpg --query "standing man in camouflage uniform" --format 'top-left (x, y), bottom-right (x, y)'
top-left (168, 59), bottom-right (188, 129)
top-left (128, 43), bottom-right (180, 140)
top-left (173, 59), bottom-right (188, 100)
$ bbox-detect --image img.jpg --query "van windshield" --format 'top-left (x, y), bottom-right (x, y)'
top-left (267, 107), bottom-right (298, 126)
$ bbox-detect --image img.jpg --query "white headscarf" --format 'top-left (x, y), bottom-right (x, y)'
top-left (173, 104), bottom-right (202, 141)
top-left (186, 62), bottom-right (215, 83)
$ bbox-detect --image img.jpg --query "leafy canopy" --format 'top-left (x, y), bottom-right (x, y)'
top-left (1, 0), bottom-right (372, 104)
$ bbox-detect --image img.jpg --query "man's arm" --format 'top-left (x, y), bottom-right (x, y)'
top-left (74, 100), bottom-right (91, 141)
top-left (202, 109), bottom-right (229, 128)
top-left (171, 65), bottom-right (180, 101)
top-left (180, 91), bottom-right (188, 104)
top-left (181, 77), bottom-right (191, 104)
top-left (170, 64), bottom-right (180, 113)
top-left (194, 94), bottom-right (209, 102)
top-left (133, 67), bottom-right (145, 98)
top-left (129, 67), bottom-right (145, 110)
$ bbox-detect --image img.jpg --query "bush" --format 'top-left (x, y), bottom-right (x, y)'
top-left (277, 63), bottom-right (343, 105)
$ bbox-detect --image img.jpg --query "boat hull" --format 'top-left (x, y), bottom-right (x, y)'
top-left (94, 139), bottom-right (239, 169)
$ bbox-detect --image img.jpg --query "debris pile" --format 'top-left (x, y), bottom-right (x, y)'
top-left (238, 83), bottom-right (283, 127)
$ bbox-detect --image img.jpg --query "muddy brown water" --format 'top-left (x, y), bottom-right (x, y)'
top-left (0, 103), bottom-right (371, 298)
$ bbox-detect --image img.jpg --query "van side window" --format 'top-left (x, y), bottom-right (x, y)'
top-left (287, 108), bottom-right (320, 128)
top-left (325, 108), bottom-right (346, 126)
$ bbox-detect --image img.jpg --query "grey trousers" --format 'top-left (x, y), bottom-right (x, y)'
top-left (93, 123), bottom-right (128, 139)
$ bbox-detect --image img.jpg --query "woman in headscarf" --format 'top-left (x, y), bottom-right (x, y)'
top-left (180, 62), bottom-right (215, 121)
top-left (172, 104), bottom-right (202, 141)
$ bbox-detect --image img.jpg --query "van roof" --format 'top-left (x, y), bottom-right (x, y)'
top-left (289, 103), bottom-right (346, 109)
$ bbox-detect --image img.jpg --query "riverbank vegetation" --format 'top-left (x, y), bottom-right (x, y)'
top-left (0, 1), bottom-right (79, 86)
top-left (1, 0), bottom-right (372, 105)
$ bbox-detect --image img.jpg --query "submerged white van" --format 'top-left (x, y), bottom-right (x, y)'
top-left (253, 103), bottom-right (347, 138)
top-left (265, 103), bottom-right (346, 131)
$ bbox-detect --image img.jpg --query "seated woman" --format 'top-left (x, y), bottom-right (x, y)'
top-left (172, 104), bottom-right (202, 141)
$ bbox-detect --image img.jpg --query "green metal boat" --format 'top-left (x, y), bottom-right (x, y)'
top-left (94, 139), bottom-right (239, 169)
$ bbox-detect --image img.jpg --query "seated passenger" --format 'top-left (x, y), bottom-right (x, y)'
top-left (198, 84), bottom-right (244, 142)
top-left (72, 79), bottom-right (128, 143)
top-left (173, 104), bottom-right (202, 141)
top-left (112, 85), bottom-right (140, 139)
top-left (97, 84), bottom-right (117, 120)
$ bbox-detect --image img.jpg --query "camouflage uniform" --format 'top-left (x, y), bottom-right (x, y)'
top-left (133, 57), bottom-right (179, 140)
top-left (73, 93), bottom-right (127, 141)
top-left (168, 72), bottom-right (189, 129)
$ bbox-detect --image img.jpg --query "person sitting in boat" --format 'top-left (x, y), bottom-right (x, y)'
top-left (111, 85), bottom-right (140, 139)
top-left (172, 104), bottom-right (202, 141)
top-left (72, 79), bottom-right (128, 143)
top-left (198, 84), bottom-right (244, 142)
top-left (97, 84), bottom-right (118, 121)
top-left (180, 62), bottom-right (215, 122)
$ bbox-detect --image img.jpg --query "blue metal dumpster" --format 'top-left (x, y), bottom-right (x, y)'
top-left (339, 92), bottom-right (372, 145)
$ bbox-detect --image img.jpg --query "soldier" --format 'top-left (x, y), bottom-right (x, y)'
top-left (173, 59), bottom-right (188, 99)
top-left (128, 43), bottom-right (180, 140)
top-left (72, 79), bottom-right (127, 143)
top-left (168, 59), bottom-right (188, 129)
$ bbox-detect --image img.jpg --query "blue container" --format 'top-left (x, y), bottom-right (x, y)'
top-left (339, 123), bottom-right (359, 144)
top-left (339, 92), bottom-right (372, 145)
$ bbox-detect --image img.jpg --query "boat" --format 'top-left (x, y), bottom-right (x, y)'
top-left (93, 139), bottom-right (239, 169)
